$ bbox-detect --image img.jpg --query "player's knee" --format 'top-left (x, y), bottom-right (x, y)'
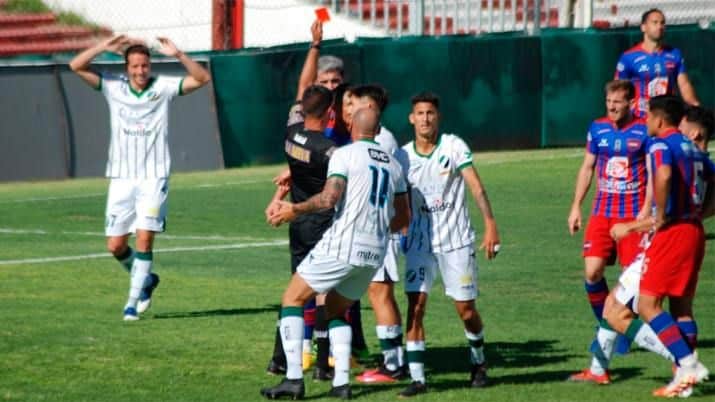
top-left (106, 240), bottom-right (127, 256)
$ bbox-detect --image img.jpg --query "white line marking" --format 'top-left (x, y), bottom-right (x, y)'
top-left (0, 240), bottom-right (288, 266)
top-left (0, 193), bottom-right (105, 203)
top-left (0, 227), bottom-right (272, 242)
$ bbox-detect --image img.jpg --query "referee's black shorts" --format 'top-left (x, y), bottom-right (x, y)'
top-left (289, 214), bottom-right (332, 273)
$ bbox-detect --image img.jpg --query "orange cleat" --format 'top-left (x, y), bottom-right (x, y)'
top-left (568, 368), bottom-right (611, 385)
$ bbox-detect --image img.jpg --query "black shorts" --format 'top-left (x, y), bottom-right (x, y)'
top-left (289, 214), bottom-right (332, 273)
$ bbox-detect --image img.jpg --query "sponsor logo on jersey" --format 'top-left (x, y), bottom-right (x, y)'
top-left (634, 55), bottom-right (647, 63)
top-left (293, 133), bottom-right (308, 145)
top-left (285, 140), bottom-right (311, 163)
top-left (614, 139), bottom-right (622, 152)
top-left (654, 63), bottom-right (662, 74)
top-left (649, 142), bottom-right (668, 153)
top-left (597, 128), bottom-right (610, 134)
top-left (368, 148), bottom-right (390, 163)
top-left (420, 200), bottom-right (454, 214)
top-left (122, 126), bottom-right (152, 137)
top-left (627, 139), bottom-right (642, 151)
top-left (598, 178), bottom-right (641, 194)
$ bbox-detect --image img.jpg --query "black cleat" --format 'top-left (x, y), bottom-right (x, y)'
top-left (470, 363), bottom-right (488, 388)
top-left (266, 360), bottom-right (287, 376)
top-left (328, 384), bottom-right (352, 400)
top-left (312, 366), bottom-right (334, 381)
top-left (260, 378), bottom-right (305, 400)
top-left (398, 381), bottom-right (427, 398)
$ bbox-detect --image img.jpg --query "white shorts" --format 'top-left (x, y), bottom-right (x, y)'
top-left (297, 250), bottom-right (377, 301)
top-left (105, 178), bottom-right (169, 237)
top-left (371, 235), bottom-right (400, 283)
top-left (614, 252), bottom-right (645, 314)
top-left (404, 245), bottom-right (478, 301)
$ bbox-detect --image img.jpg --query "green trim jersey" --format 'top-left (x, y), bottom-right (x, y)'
top-left (375, 125), bottom-right (398, 155)
top-left (314, 140), bottom-right (407, 268)
top-left (98, 74), bottom-right (183, 179)
top-left (399, 133), bottom-right (476, 253)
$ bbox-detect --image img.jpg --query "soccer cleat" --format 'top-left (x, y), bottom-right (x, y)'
top-left (470, 363), bottom-right (489, 388)
top-left (327, 384), bottom-right (352, 400)
top-left (652, 375), bottom-right (694, 398)
top-left (398, 381), bottom-right (427, 398)
top-left (312, 366), bottom-right (333, 381)
top-left (567, 369), bottom-right (611, 385)
top-left (137, 273), bottom-right (160, 314)
top-left (260, 378), bottom-right (305, 400)
top-left (302, 351), bottom-right (314, 371)
top-left (123, 307), bottom-right (139, 321)
top-left (356, 365), bottom-right (408, 384)
top-left (266, 360), bottom-right (287, 376)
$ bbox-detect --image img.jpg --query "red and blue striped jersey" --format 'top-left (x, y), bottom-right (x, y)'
top-left (615, 43), bottom-right (686, 118)
top-left (586, 117), bottom-right (650, 218)
top-left (648, 128), bottom-right (714, 220)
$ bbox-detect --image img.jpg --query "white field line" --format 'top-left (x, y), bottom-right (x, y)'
top-left (0, 179), bottom-right (271, 204)
top-left (476, 150), bottom-right (583, 165)
top-left (0, 240), bottom-right (288, 266)
top-left (0, 228), bottom-right (271, 242)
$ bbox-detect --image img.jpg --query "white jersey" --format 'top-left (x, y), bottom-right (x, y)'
top-left (399, 133), bottom-right (476, 254)
top-left (315, 140), bottom-right (407, 268)
top-left (375, 125), bottom-right (399, 155)
top-left (99, 74), bottom-right (183, 179)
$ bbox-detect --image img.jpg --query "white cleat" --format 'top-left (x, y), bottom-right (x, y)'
top-left (123, 307), bottom-right (139, 321)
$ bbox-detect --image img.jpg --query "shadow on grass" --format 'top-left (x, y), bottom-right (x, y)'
top-left (705, 232), bottom-right (715, 240)
top-left (153, 304), bottom-right (280, 319)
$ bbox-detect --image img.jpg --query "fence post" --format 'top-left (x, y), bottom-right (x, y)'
top-left (409, 0), bottom-right (424, 36)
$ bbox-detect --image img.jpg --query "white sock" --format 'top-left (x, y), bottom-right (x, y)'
top-left (280, 310), bottom-right (304, 380)
top-left (329, 320), bottom-right (352, 387)
top-left (406, 340), bottom-right (426, 383)
top-left (590, 325), bottom-right (617, 375)
top-left (377, 325), bottom-right (401, 371)
top-left (628, 320), bottom-right (675, 362)
top-left (125, 255), bottom-right (151, 309)
top-left (465, 329), bottom-right (485, 365)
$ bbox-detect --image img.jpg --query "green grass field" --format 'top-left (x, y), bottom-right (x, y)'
top-left (1, 148), bottom-right (713, 401)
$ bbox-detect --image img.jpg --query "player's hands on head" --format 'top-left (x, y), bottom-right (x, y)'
top-left (311, 19), bottom-right (323, 46)
top-left (156, 37), bottom-right (180, 57)
top-left (567, 207), bottom-right (581, 235)
top-left (102, 35), bottom-right (134, 55)
top-left (267, 201), bottom-right (297, 227)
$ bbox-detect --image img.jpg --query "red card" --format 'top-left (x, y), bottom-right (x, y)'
top-left (315, 7), bottom-right (330, 22)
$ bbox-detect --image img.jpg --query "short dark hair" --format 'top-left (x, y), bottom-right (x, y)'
top-left (301, 85), bottom-right (333, 118)
top-left (684, 105), bottom-right (715, 140)
top-left (641, 8), bottom-right (665, 25)
top-left (351, 84), bottom-right (389, 112)
top-left (605, 80), bottom-right (635, 100)
top-left (124, 44), bottom-right (151, 64)
top-left (648, 95), bottom-right (685, 127)
top-left (411, 91), bottom-right (440, 109)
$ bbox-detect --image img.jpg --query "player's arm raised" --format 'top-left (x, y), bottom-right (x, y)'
top-left (677, 73), bottom-right (700, 107)
top-left (296, 20), bottom-right (323, 101)
top-left (69, 35), bottom-right (133, 88)
top-left (155, 37), bottom-right (211, 95)
top-left (462, 165), bottom-right (500, 259)
top-left (568, 151), bottom-right (596, 234)
top-left (268, 175), bottom-right (345, 226)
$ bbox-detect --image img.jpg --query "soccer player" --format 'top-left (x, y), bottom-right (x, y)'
top-left (341, 85), bottom-right (409, 383)
top-left (68, 35), bottom-right (210, 321)
top-left (608, 96), bottom-right (711, 397)
top-left (615, 8), bottom-right (699, 118)
top-left (264, 85), bottom-right (337, 377)
top-left (260, 107), bottom-right (410, 400)
top-left (397, 92), bottom-right (500, 397)
top-left (567, 80), bottom-right (651, 382)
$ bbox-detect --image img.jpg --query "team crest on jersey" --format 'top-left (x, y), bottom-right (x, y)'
top-left (627, 139), bottom-right (642, 151)
top-left (438, 155), bottom-right (450, 170)
top-left (147, 91), bottom-right (160, 101)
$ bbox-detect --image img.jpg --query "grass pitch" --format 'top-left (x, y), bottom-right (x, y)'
top-left (0, 148), bottom-right (712, 401)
